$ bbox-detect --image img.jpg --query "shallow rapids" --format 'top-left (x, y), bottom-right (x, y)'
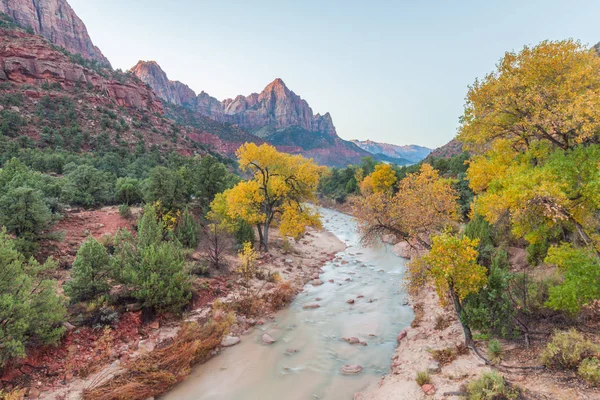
top-left (164, 208), bottom-right (413, 400)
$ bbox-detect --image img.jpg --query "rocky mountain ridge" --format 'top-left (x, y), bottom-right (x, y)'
top-left (131, 60), bottom-right (370, 166)
top-left (0, 0), bottom-right (110, 66)
top-left (351, 139), bottom-right (431, 163)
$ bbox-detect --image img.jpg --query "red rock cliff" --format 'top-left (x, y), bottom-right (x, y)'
top-left (0, 0), bottom-right (110, 66)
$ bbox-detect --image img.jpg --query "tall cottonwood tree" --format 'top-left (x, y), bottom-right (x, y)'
top-left (214, 143), bottom-right (324, 251)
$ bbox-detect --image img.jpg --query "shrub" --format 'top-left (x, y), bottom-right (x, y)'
top-left (462, 249), bottom-right (517, 338)
top-left (578, 358), bottom-right (600, 386)
top-left (65, 237), bottom-right (112, 302)
top-left (488, 339), bottom-right (504, 363)
top-left (541, 329), bottom-right (599, 369)
top-left (233, 220), bottom-right (255, 249)
top-left (415, 371), bottom-right (431, 386)
top-left (175, 209), bottom-right (200, 248)
top-left (0, 110), bottom-right (24, 137)
top-left (0, 230), bottom-right (66, 366)
top-left (526, 238), bottom-right (549, 266)
top-left (119, 204), bottom-right (132, 218)
top-left (465, 371), bottom-right (520, 400)
top-left (430, 347), bottom-right (456, 365)
top-left (434, 315), bottom-right (450, 331)
top-left (115, 177), bottom-right (142, 205)
top-left (125, 240), bottom-right (192, 313)
top-left (0, 185), bottom-right (54, 256)
top-left (62, 164), bottom-right (114, 207)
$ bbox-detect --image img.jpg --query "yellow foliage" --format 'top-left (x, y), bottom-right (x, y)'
top-left (371, 164), bottom-right (397, 193)
top-left (354, 163), bottom-right (460, 246)
top-left (420, 232), bottom-right (487, 306)
top-left (359, 175), bottom-right (374, 195)
top-left (458, 40), bottom-right (600, 154)
top-left (238, 241), bottom-right (258, 284)
top-left (215, 143), bottom-right (325, 249)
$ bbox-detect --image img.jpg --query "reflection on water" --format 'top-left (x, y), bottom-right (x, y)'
top-left (164, 208), bottom-right (413, 400)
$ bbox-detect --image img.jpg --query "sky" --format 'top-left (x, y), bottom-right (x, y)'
top-left (69, 0), bottom-right (600, 149)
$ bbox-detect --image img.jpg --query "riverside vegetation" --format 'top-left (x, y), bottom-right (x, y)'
top-left (321, 40), bottom-right (600, 398)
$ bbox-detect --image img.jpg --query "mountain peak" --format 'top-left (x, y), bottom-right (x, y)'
top-left (130, 60), bottom-right (196, 106)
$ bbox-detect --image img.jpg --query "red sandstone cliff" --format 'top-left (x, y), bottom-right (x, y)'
top-left (0, 0), bottom-right (110, 66)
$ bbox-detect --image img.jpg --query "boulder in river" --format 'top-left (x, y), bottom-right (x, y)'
top-left (397, 330), bottom-right (407, 343)
top-left (262, 333), bottom-right (276, 344)
top-left (312, 279), bottom-right (323, 286)
top-left (221, 335), bottom-right (241, 347)
top-left (340, 364), bottom-right (363, 374)
top-left (347, 299), bottom-right (355, 304)
top-left (342, 337), bottom-right (360, 344)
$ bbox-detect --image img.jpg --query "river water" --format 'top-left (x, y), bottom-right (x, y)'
top-left (164, 208), bottom-right (413, 400)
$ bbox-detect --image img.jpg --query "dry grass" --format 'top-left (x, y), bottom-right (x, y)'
top-left (265, 281), bottom-right (295, 310)
top-left (83, 316), bottom-right (231, 400)
top-left (430, 347), bottom-right (457, 365)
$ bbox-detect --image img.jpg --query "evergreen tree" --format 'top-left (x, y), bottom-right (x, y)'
top-left (65, 237), bottom-right (112, 302)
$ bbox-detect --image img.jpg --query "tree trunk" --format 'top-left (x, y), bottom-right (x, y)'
top-left (257, 224), bottom-right (265, 250)
top-left (263, 223), bottom-right (270, 252)
top-left (449, 286), bottom-right (473, 345)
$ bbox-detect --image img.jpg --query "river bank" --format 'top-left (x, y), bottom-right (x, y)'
top-left (163, 208), bottom-right (414, 400)
top-left (39, 224), bottom-right (345, 400)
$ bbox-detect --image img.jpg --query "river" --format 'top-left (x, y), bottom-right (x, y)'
top-left (164, 208), bottom-right (413, 400)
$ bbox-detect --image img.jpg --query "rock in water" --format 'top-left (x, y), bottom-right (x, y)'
top-left (221, 335), bottom-right (241, 347)
top-left (312, 279), bottom-right (323, 286)
top-left (262, 333), bottom-right (276, 344)
top-left (340, 364), bottom-right (363, 374)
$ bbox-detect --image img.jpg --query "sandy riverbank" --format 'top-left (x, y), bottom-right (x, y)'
top-left (40, 226), bottom-right (346, 400)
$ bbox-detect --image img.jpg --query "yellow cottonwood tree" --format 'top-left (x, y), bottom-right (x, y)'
top-left (458, 40), bottom-right (600, 252)
top-left (214, 143), bottom-right (325, 251)
top-left (370, 164), bottom-right (397, 193)
top-left (354, 163), bottom-right (459, 248)
top-left (415, 233), bottom-right (487, 344)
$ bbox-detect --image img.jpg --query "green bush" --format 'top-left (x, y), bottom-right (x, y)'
top-left (488, 339), bottom-right (504, 363)
top-left (115, 177), bottom-right (142, 205)
top-left (541, 329), bottom-right (599, 369)
top-left (62, 164), bottom-right (114, 207)
top-left (526, 239), bottom-right (549, 266)
top-left (0, 110), bottom-right (25, 137)
top-left (65, 237), bottom-right (112, 302)
top-left (143, 166), bottom-right (187, 209)
top-left (119, 204), bottom-right (132, 218)
top-left (175, 209), bottom-right (200, 248)
top-left (462, 250), bottom-right (517, 338)
top-left (0, 230), bottom-right (66, 366)
top-left (234, 220), bottom-right (255, 249)
top-left (578, 358), bottom-right (600, 386)
top-left (415, 370), bottom-right (430, 386)
top-left (465, 371), bottom-right (520, 400)
top-left (126, 240), bottom-right (191, 313)
top-left (0, 186), bottom-right (54, 256)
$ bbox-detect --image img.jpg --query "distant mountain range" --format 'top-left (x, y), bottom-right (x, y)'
top-left (351, 140), bottom-right (432, 164)
top-left (0, 0), bottom-right (437, 167)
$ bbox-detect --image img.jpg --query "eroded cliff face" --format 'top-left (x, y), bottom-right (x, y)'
top-left (0, 29), bottom-right (161, 112)
top-left (130, 61), bottom-right (195, 106)
top-left (0, 0), bottom-right (110, 66)
top-left (131, 60), bottom-right (370, 166)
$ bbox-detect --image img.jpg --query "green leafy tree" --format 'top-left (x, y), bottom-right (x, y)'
top-left (175, 208), bottom-right (200, 248)
top-left (187, 156), bottom-right (236, 211)
top-left (0, 229), bottom-right (66, 366)
top-left (544, 244), bottom-right (600, 314)
top-left (65, 237), bottom-right (112, 302)
top-left (115, 177), bottom-right (142, 205)
top-left (137, 204), bottom-right (163, 248)
top-left (0, 186), bottom-right (54, 255)
top-left (62, 164), bottom-right (114, 207)
top-left (143, 166), bottom-right (187, 209)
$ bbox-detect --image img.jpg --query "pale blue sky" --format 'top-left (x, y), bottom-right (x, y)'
top-left (69, 0), bottom-right (600, 148)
